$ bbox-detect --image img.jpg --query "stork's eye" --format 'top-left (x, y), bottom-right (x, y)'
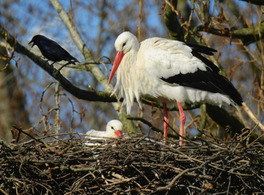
top-left (122, 42), bottom-right (126, 48)
top-left (111, 126), bottom-right (114, 129)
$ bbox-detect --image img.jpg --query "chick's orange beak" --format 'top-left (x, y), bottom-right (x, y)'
top-left (108, 51), bottom-right (124, 84)
top-left (114, 130), bottom-right (122, 137)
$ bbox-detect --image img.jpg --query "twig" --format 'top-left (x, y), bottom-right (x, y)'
top-left (0, 188), bottom-right (8, 195)
top-left (137, 0), bottom-right (142, 41)
top-left (131, 164), bottom-right (151, 183)
top-left (54, 81), bottom-right (61, 135)
top-left (157, 162), bottom-right (208, 191)
top-left (12, 126), bottom-right (43, 145)
top-left (241, 102), bottom-right (264, 132)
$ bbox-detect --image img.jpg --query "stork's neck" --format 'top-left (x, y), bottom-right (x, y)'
top-left (131, 41), bottom-right (140, 52)
top-left (113, 48), bottom-right (140, 114)
top-left (118, 50), bottom-right (137, 80)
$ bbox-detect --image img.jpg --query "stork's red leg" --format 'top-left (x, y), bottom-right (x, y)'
top-left (177, 101), bottom-right (186, 146)
top-left (163, 103), bottom-right (169, 141)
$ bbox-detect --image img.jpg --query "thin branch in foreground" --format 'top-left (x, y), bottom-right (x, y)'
top-left (241, 102), bottom-right (264, 132)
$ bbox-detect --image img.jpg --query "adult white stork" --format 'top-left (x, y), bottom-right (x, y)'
top-left (86, 120), bottom-right (123, 138)
top-left (108, 31), bottom-right (242, 146)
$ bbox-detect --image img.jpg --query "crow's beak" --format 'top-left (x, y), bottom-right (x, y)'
top-left (28, 40), bottom-right (35, 48)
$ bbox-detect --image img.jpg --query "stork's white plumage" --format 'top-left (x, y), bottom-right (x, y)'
top-left (108, 31), bottom-right (242, 145)
top-left (86, 120), bottom-right (123, 138)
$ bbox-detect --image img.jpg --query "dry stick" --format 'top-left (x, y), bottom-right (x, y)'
top-left (55, 81), bottom-right (61, 135)
top-left (132, 162), bottom-right (213, 180)
top-left (0, 188), bottom-right (8, 195)
top-left (23, 178), bottom-right (53, 194)
top-left (157, 162), bottom-right (208, 191)
top-left (12, 126), bottom-right (70, 155)
top-left (137, 0), bottom-right (142, 41)
top-left (231, 126), bottom-right (257, 152)
top-left (12, 126), bottom-right (55, 151)
top-left (60, 165), bottom-right (95, 172)
top-left (12, 126), bottom-right (44, 145)
top-left (247, 134), bottom-right (264, 148)
top-left (168, 147), bottom-right (253, 176)
top-left (59, 93), bottom-right (76, 134)
top-left (227, 175), bottom-right (232, 195)
top-left (40, 82), bottom-right (56, 133)
top-left (241, 102), bottom-right (264, 132)
top-left (131, 164), bottom-right (151, 183)
top-left (88, 177), bottom-right (137, 190)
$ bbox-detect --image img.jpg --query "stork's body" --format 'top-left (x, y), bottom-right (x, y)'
top-left (86, 120), bottom-right (123, 138)
top-left (108, 31), bottom-right (242, 145)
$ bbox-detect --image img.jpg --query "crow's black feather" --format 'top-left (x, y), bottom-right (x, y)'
top-left (29, 35), bottom-right (79, 64)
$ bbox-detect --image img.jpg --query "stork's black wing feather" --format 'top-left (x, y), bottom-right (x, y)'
top-left (161, 68), bottom-right (242, 106)
top-left (185, 43), bottom-right (220, 73)
top-left (192, 51), bottom-right (220, 73)
top-left (185, 43), bottom-right (217, 55)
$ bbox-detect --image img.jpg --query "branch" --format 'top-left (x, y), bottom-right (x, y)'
top-left (163, 0), bottom-right (245, 132)
top-left (194, 23), bottom-right (264, 45)
top-left (240, 0), bottom-right (264, 5)
top-left (206, 105), bottom-right (244, 134)
top-left (164, 0), bottom-right (184, 41)
top-left (165, 0), bottom-right (264, 45)
top-left (0, 25), bottom-right (116, 103)
top-left (49, 0), bottom-right (139, 134)
top-left (241, 103), bottom-right (264, 132)
top-left (49, 0), bottom-right (113, 91)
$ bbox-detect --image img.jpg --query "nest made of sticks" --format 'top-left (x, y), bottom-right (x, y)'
top-left (0, 132), bottom-right (264, 194)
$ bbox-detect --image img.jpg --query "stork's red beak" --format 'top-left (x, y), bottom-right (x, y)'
top-left (114, 130), bottom-right (122, 137)
top-left (108, 51), bottom-right (124, 84)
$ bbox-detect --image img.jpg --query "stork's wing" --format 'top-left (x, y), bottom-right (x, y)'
top-left (185, 42), bottom-right (217, 55)
top-left (141, 38), bottom-right (242, 105)
top-left (186, 43), bottom-right (219, 73)
top-left (141, 37), bottom-right (211, 79)
top-left (161, 69), bottom-right (242, 106)
top-left (185, 43), bottom-right (219, 73)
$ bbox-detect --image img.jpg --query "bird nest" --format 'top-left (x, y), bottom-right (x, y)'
top-left (0, 132), bottom-right (264, 194)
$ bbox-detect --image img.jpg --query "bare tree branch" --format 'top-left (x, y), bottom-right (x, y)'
top-left (163, 0), bottom-right (245, 133)
top-left (240, 0), bottom-right (264, 5)
top-left (194, 23), bottom-right (264, 45)
top-left (49, 0), bottom-right (138, 133)
top-left (0, 25), bottom-right (116, 103)
top-left (164, 0), bottom-right (184, 41)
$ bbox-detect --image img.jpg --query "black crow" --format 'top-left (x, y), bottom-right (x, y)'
top-left (29, 34), bottom-right (79, 65)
